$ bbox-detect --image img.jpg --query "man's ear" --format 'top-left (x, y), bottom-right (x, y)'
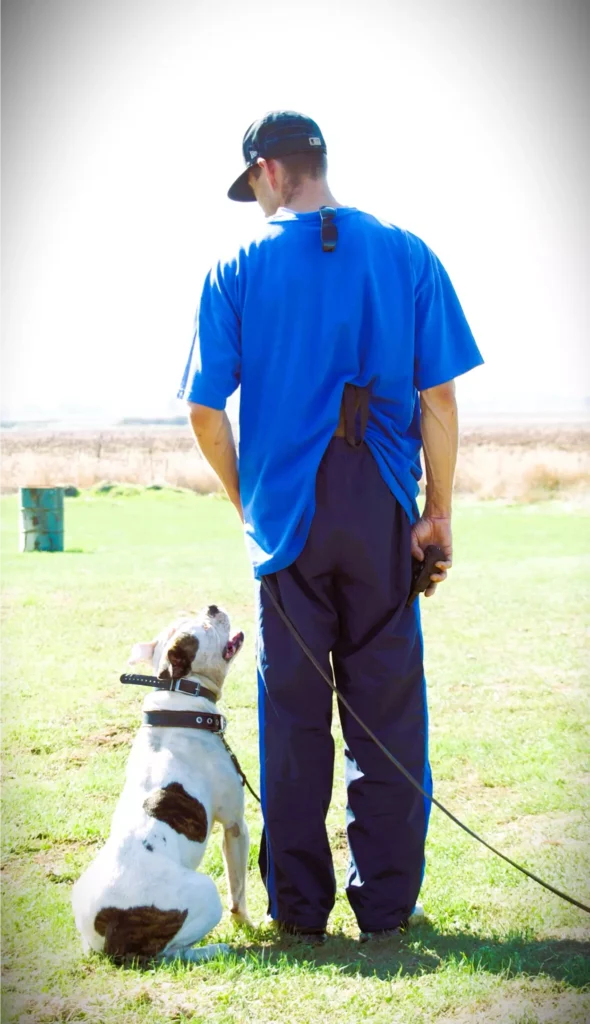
top-left (264, 157), bottom-right (280, 191)
top-left (128, 640), bottom-right (158, 666)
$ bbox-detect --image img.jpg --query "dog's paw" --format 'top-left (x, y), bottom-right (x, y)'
top-left (230, 909), bottom-right (253, 927)
top-left (162, 943), bottom-right (231, 963)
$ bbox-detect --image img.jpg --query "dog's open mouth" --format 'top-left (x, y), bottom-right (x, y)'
top-left (223, 631), bottom-right (244, 661)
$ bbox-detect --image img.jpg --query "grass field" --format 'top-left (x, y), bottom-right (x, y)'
top-left (1, 490), bottom-right (589, 1024)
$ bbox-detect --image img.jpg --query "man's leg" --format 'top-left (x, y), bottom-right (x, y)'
top-left (329, 444), bottom-right (433, 933)
top-left (334, 608), bottom-right (431, 932)
top-left (256, 555), bottom-right (339, 932)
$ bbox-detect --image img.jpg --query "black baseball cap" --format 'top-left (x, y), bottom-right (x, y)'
top-left (227, 110), bottom-right (327, 202)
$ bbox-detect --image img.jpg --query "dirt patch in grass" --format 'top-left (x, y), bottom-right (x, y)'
top-left (492, 811), bottom-right (588, 850)
top-left (2, 991), bottom-right (114, 1024)
top-left (2, 837), bottom-right (101, 881)
top-left (85, 725), bottom-right (135, 749)
top-left (437, 986), bottom-right (590, 1023)
top-left (57, 726), bottom-right (136, 768)
top-left (435, 768), bottom-right (515, 805)
top-left (2, 976), bottom-right (230, 1024)
top-left (332, 826), bottom-right (348, 850)
top-left (29, 840), bottom-right (101, 884)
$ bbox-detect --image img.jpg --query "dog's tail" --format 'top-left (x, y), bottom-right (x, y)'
top-left (94, 904), bottom-right (188, 962)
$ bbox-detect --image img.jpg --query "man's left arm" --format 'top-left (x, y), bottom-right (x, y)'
top-left (188, 404), bottom-right (243, 521)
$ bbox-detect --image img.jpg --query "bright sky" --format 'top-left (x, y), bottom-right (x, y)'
top-left (2, 0), bottom-right (589, 420)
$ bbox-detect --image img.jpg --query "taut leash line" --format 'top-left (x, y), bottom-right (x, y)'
top-left (220, 735), bottom-right (262, 804)
top-left (261, 576), bottom-right (590, 915)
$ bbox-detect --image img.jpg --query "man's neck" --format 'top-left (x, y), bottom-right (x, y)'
top-left (278, 183), bottom-right (343, 213)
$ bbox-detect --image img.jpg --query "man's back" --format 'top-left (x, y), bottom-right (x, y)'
top-left (180, 206), bottom-right (481, 576)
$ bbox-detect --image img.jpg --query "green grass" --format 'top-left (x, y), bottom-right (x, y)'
top-left (2, 490), bottom-right (589, 1024)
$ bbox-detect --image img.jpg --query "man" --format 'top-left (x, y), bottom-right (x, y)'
top-left (178, 111), bottom-right (483, 944)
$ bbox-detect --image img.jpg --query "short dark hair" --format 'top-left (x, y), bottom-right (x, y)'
top-left (248, 150), bottom-right (328, 202)
top-left (279, 151), bottom-right (327, 203)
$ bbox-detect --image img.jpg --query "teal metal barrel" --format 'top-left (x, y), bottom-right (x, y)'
top-left (19, 487), bottom-right (64, 552)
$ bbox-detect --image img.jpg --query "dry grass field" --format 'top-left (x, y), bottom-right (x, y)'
top-left (1, 423), bottom-right (589, 501)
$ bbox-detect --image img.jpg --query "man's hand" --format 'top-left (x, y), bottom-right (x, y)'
top-left (415, 379), bottom-right (458, 597)
top-left (410, 515), bottom-right (452, 597)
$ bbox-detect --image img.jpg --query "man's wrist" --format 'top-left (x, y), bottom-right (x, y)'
top-left (423, 504), bottom-right (452, 520)
top-left (423, 487), bottom-right (452, 519)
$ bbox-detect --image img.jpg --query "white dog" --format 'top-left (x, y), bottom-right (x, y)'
top-left (72, 605), bottom-right (250, 963)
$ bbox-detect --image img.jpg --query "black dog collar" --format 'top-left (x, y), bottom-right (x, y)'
top-left (120, 673), bottom-right (218, 704)
top-left (142, 709), bottom-right (226, 733)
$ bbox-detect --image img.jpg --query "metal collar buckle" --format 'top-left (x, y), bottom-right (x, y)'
top-left (120, 673), bottom-right (218, 704)
top-left (170, 677), bottom-right (193, 694)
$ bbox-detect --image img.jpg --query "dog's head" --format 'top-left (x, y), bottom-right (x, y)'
top-left (128, 605), bottom-right (244, 690)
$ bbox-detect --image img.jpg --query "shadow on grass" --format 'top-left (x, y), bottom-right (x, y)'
top-left (231, 926), bottom-right (590, 988)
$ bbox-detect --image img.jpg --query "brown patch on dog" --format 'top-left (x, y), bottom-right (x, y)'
top-left (94, 904), bottom-right (187, 959)
top-left (143, 782), bottom-right (208, 843)
top-left (158, 633), bottom-right (199, 680)
top-left (226, 822), bottom-right (241, 838)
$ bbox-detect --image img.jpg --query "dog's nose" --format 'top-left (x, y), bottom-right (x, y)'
top-left (207, 605), bottom-right (220, 617)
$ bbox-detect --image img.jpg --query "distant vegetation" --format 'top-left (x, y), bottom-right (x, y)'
top-left (1, 424), bottom-right (589, 502)
top-left (117, 416), bottom-right (188, 427)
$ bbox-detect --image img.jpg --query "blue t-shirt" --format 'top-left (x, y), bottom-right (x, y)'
top-left (178, 207), bottom-right (483, 578)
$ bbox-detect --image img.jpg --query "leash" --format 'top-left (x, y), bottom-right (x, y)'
top-left (260, 576), bottom-right (590, 915)
top-left (219, 735), bottom-right (262, 804)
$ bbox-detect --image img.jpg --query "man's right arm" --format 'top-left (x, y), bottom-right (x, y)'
top-left (407, 231), bottom-right (483, 598)
top-left (411, 379), bottom-right (458, 597)
top-left (177, 259), bottom-right (242, 514)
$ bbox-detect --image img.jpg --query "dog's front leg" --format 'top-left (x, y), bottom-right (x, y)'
top-left (222, 818), bottom-right (251, 926)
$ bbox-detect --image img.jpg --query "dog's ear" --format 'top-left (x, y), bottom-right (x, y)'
top-left (129, 621), bottom-right (180, 668)
top-left (128, 640), bottom-right (158, 666)
top-left (159, 633), bottom-right (199, 680)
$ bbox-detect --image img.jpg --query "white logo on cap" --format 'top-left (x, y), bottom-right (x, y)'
top-left (249, 149), bottom-right (258, 159)
top-left (309, 137), bottom-right (322, 146)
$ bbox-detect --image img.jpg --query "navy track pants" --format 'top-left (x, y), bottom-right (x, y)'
top-left (256, 438), bottom-right (433, 933)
